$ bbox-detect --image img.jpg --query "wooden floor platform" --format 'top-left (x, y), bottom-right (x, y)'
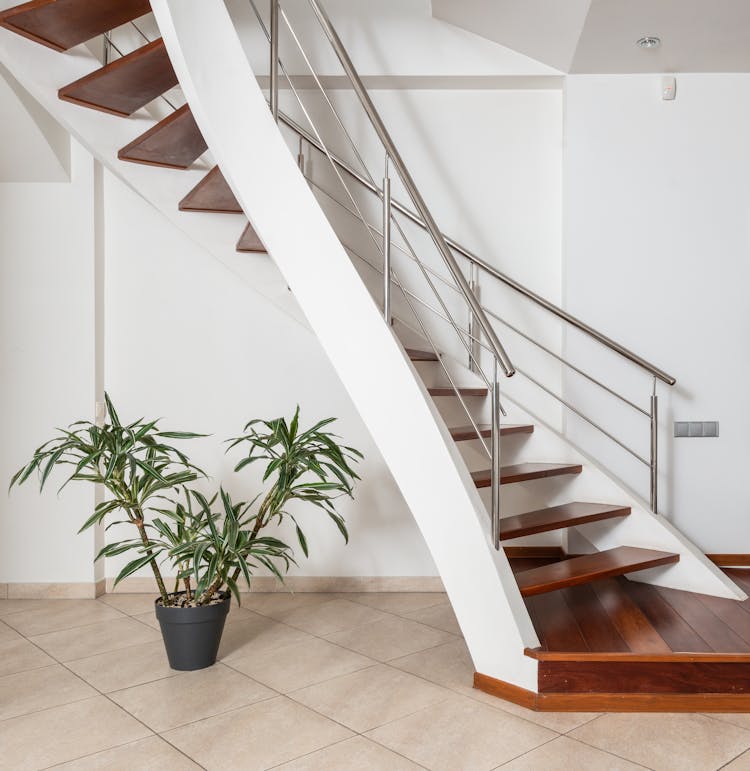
top-left (475, 559), bottom-right (750, 711)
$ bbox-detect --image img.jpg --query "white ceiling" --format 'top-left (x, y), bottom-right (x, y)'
top-left (432, 0), bottom-right (750, 73)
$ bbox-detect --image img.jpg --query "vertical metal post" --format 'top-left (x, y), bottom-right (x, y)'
top-left (297, 137), bottom-right (305, 173)
top-left (382, 154), bottom-right (391, 324)
top-left (468, 262), bottom-right (480, 373)
top-left (650, 380), bottom-right (658, 514)
top-left (270, 0), bottom-right (279, 122)
top-left (491, 357), bottom-right (502, 549)
top-left (103, 32), bottom-right (111, 65)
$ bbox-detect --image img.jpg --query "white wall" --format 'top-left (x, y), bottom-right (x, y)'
top-left (564, 74), bottom-right (750, 552)
top-left (103, 169), bottom-right (437, 581)
top-left (0, 140), bottom-right (98, 584)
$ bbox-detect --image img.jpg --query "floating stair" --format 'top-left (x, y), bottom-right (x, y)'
top-left (59, 38), bottom-right (177, 117)
top-left (0, 0), bottom-right (151, 52)
top-left (515, 546), bottom-right (679, 598)
top-left (236, 222), bottom-right (266, 253)
top-left (472, 462), bottom-right (582, 488)
top-left (406, 348), bottom-right (438, 362)
top-left (449, 423), bottom-right (533, 442)
top-left (118, 104), bottom-right (206, 169)
top-left (500, 501), bottom-right (631, 541)
top-left (179, 165), bottom-right (241, 213)
top-left (428, 385), bottom-right (487, 397)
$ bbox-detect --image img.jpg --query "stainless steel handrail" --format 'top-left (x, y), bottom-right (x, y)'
top-left (274, 112), bottom-right (676, 387)
top-left (306, 0), bottom-right (515, 380)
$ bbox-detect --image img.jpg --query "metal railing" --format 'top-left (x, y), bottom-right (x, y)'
top-left (249, 0), bottom-right (675, 543)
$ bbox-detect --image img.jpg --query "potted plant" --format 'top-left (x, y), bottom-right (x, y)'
top-left (10, 397), bottom-right (362, 670)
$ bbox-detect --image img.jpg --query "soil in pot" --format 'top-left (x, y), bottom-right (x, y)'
top-left (155, 591), bottom-right (230, 671)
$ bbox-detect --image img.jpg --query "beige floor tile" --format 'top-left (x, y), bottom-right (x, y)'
top-left (67, 640), bottom-right (175, 692)
top-left (227, 636), bottom-right (374, 692)
top-left (134, 611), bottom-right (160, 630)
top-left (109, 662), bottom-right (275, 732)
top-left (500, 734), bottom-right (646, 770)
top-left (3, 599), bottom-right (124, 636)
top-left (276, 735), bottom-right (423, 770)
top-left (0, 664), bottom-right (96, 720)
top-left (290, 663), bottom-right (450, 733)
top-left (570, 712), bottom-right (750, 771)
top-left (0, 636), bottom-right (55, 676)
top-left (404, 602), bottom-right (462, 635)
top-left (326, 614), bottom-right (454, 662)
top-left (390, 638), bottom-right (599, 733)
top-left (239, 591), bottom-right (340, 619)
top-left (98, 593), bottom-right (157, 616)
top-left (0, 619), bottom-right (21, 643)
top-left (53, 735), bottom-right (200, 769)
top-left (349, 592), bottom-right (448, 615)
top-left (0, 695), bottom-right (151, 769)
top-left (278, 598), bottom-right (391, 636)
top-left (163, 695), bottom-right (352, 770)
top-left (31, 616), bottom-right (161, 661)
top-left (0, 598), bottom-right (64, 617)
top-left (218, 614), bottom-right (316, 661)
top-left (708, 713), bottom-right (750, 731)
top-left (367, 695), bottom-right (555, 771)
top-left (724, 749), bottom-right (750, 769)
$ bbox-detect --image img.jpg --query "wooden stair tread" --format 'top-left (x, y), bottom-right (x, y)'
top-left (179, 166), bottom-right (241, 213)
top-left (406, 348), bottom-right (438, 361)
top-left (118, 104), bottom-right (207, 169)
top-left (428, 386), bottom-right (487, 397)
top-left (516, 547), bottom-right (680, 598)
top-left (500, 501), bottom-right (631, 541)
top-left (59, 38), bottom-right (178, 117)
top-left (0, 0), bottom-right (151, 52)
top-left (472, 462), bottom-right (582, 488)
top-left (449, 424), bottom-right (533, 442)
top-left (236, 222), bottom-right (266, 253)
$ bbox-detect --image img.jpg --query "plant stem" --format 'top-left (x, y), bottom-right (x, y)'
top-left (133, 514), bottom-right (170, 606)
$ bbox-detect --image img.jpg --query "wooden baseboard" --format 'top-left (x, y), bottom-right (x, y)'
top-left (474, 671), bottom-right (750, 712)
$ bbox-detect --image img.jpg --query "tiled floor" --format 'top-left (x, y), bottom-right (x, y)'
top-left (1, 593), bottom-right (750, 770)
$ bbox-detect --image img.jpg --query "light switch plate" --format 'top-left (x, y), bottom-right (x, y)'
top-left (674, 421), bottom-right (719, 438)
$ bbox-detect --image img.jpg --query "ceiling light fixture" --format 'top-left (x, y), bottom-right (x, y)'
top-left (636, 36), bottom-right (661, 49)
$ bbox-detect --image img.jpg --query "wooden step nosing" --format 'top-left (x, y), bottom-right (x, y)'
top-left (524, 648), bottom-right (750, 663)
top-left (500, 505), bottom-right (631, 540)
top-left (58, 93), bottom-right (131, 118)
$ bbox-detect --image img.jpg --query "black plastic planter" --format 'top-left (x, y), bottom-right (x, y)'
top-left (155, 592), bottom-right (230, 671)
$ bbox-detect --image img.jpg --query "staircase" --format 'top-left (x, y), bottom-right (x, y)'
top-left (1, 0), bottom-right (747, 711)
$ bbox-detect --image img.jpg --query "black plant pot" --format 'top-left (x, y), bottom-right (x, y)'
top-left (155, 592), bottom-right (230, 671)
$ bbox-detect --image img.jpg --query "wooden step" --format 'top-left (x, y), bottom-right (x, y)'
top-left (0, 0), bottom-right (151, 52)
top-left (472, 462), bottom-right (582, 488)
top-left (449, 424), bottom-right (533, 442)
top-left (515, 547), bottom-right (680, 598)
top-left (58, 38), bottom-right (177, 117)
top-left (236, 222), bottom-right (266, 253)
top-left (179, 166), bottom-right (241, 214)
top-left (428, 386), bottom-right (487, 397)
top-left (118, 105), bottom-right (207, 169)
top-left (500, 502), bottom-right (631, 541)
top-left (406, 348), bottom-right (438, 362)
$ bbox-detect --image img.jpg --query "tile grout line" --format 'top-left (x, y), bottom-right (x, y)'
top-left (10, 623), bottom-right (207, 770)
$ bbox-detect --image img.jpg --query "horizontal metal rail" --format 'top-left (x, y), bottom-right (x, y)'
top-left (276, 111), bottom-right (676, 387)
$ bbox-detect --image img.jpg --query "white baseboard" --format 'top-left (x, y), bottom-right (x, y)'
top-left (105, 575), bottom-right (445, 594)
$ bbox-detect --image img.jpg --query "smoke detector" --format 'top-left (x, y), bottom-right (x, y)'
top-left (636, 36), bottom-right (661, 49)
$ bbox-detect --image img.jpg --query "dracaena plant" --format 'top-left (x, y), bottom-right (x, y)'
top-left (9, 394), bottom-right (205, 606)
top-left (142, 487), bottom-right (296, 606)
top-left (226, 407), bottom-right (363, 563)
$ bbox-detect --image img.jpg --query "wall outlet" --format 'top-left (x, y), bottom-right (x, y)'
top-left (674, 421), bottom-right (719, 438)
